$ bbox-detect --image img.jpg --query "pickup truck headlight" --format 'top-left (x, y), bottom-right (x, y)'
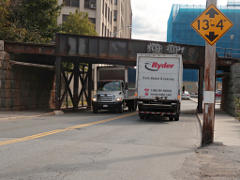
top-left (116, 97), bottom-right (123, 102)
top-left (92, 96), bottom-right (97, 102)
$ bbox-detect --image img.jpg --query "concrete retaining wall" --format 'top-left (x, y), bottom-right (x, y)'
top-left (0, 42), bottom-right (55, 110)
top-left (222, 63), bottom-right (240, 116)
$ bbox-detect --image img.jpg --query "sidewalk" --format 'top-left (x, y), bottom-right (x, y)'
top-left (197, 110), bottom-right (240, 146)
top-left (0, 111), bottom-right (55, 121)
top-left (175, 99), bottom-right (240, 179)
top-left (192, 96), bottom-right (240, 146)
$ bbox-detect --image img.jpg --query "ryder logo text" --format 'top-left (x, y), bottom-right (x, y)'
top-left (145, 62), bottom-right (174, 71)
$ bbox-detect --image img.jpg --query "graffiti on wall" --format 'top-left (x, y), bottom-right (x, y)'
top-left (147, 42), bottom-right (185, 54)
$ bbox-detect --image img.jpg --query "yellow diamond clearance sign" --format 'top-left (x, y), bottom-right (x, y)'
top-left (191, 4), bottom-right (233, 46)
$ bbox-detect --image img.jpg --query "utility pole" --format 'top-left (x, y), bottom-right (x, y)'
top-left (202, 0), bottom-right (217, 146)
top-left (192, 0), bottom-right (232, 146)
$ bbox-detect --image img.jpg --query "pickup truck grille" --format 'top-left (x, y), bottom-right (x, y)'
top-left (98, 95), bottom-right (114, 102)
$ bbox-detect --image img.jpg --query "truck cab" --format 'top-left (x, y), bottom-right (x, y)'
top-left (92, 80), bottom-right (126, 113)
top-left (92, 66), bottom-right (136, 113)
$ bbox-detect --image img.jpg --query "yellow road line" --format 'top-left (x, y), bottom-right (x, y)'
top-left (0, 112), bottom-right (137, 147)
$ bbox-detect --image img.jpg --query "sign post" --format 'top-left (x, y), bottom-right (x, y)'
top-left (191, 0), bottom-right (233, 146)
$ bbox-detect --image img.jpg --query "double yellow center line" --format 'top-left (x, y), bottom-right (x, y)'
top-left (0, 112), bottom-right (137, 147)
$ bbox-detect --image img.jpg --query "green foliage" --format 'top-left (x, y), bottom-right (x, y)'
top-left (61, 11), bottom-right (97, 36)
top-left (0, 0), bottom-right (25, 41)
top-left (0, 0), bottom-right (98, 43)
top-left (0, 0), bottom-right (61, 43)
top-left (235, 97), bottom-right (240, 120)
top-left (14, 0), bottom-right (61, 42)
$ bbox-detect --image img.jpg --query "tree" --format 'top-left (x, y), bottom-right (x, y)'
top-left (61, 11), bottom-right (98, 36)
top-left (0, 0), bottom-right (61, 43)
top-left (12, 0), bottom-right (61, 43)
top-left (0, 0), bottom-right (27, 41)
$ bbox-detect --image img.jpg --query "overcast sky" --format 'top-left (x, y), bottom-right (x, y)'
top-left (131, 0), bottom-right (228, 41)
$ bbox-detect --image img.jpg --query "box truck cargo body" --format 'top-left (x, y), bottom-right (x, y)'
top-left (136, 54), bottom-right (183, 120)
top-left (92, 66), bottom-right (137, 113)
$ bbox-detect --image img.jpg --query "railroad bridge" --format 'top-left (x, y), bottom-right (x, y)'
top-left (0, 34), bottom-right (239, 114)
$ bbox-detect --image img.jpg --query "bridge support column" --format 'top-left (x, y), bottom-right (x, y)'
top-left (87, 63), bottom-right (93, 107)
top-left (197, 66), bottom-right (204, 113)
top-left (55, 57), bottom-right (62, 110)
top-left (222, 63), bottom-right (240, 116)
top-left (73, 61), bottom-right (80, 110)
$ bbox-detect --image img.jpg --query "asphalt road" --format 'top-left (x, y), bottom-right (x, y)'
top-left (0, 100), bottom-right (201, 180)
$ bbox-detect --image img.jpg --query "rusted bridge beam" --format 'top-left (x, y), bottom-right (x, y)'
top-left (5, 41), bottom-right (55, 55)
top-left (2, 37), bottom-right (237, 68)
top-left (55, 33), bottom-right (206, 67)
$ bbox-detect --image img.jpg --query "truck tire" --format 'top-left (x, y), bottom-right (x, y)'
top-left (139, 113), bottom-right (145, 120)
top-left (93, 106), bottom-right (98, 113)
top-left (133, 101), bottom-right (137, 111)
top-left (174, 115), bottom-right (179, 121)
top-left (118, 103), bottom-right (124, 113)
top-left (169, 116), bottom-right (174, 121)
top-left (127, 102), bottom-right (132, 112)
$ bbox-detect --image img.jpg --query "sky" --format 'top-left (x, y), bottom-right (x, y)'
top-left (131, 0), bottom-right (229, 42)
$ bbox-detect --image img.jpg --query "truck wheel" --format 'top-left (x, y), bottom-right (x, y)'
top-left (169, 116), bottom-right (174, 121)
top-left (93, 107), bottom-right (98, 113)
top-left (174, 115), bottom-right (179, 121)
top-left (139, 113), bottom-right (145, 120)
top-left (132, 101), bottom-right (137, 111)
top-left (119, 103), bottom-right (124, 113)
top-left (134, 105), bottom-right (137, 111)
top-left (127, 103), bottom-right (132, 112)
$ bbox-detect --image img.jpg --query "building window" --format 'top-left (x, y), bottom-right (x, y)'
top-left (89, 18), bottom-right (96, 25)
top-left (63, 0), bottom-right (79, 7)
top-left (110, 11), bottom-right (112, 24)
top-left (114, 26), bottom-right (117, 37)
top-left (121, 2), bottom-right (124, 15)
top-left (84, 0), bottom-right (96, 9)
top-left (105, 26), bottom-right (107, 36)
top-left (102, 0), bottom-right (104, 15)
top-left (114, 10), bottom-right (117, 21)
top-left (105, 4), bottom-right (107, 19)
top-left (62, 14), bottom-right (69, 22)
top-left (114, 0), bottom-right (118, 5)
top-left (102, 23), bottom-right (104, 36)
top-left (108, 7), bottom-right (110, 22)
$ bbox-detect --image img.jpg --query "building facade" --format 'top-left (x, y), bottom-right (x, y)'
top-left (58, 0), bottom-right (132, 38)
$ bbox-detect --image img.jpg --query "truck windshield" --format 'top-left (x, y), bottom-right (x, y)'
top-left (98, 81), bottom-right (121, 91)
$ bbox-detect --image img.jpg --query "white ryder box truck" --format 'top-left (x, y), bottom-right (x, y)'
top-left (136, 54), bottom-right (183, 121)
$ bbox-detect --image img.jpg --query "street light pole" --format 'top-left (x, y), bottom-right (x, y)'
top-left (202, 0), bottom-right (217, 146)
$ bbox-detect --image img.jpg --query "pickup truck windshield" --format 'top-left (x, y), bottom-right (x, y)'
top-left (98, 81), bottom-right (121, 91)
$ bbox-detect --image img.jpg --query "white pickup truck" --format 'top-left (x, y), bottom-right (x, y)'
top-left (136, 54), bottom-right (183, 121)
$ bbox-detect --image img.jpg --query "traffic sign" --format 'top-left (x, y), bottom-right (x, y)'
top-left (191, 4), bottom-right (233, 45)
